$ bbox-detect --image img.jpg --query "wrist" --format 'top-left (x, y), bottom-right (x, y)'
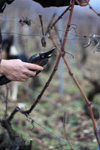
top-left (0, 59), bottom-right (6, 74)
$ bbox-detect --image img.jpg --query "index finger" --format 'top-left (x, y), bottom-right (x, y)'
top-left (24, 62), bottom-right (43, 71)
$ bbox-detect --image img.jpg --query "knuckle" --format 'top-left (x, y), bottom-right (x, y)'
top-left (22, 69), bottom-right (27, 74)
top-left (31, 71), bottom-right (36, 76)
top-left (20, 74), bottom-right (24, 79)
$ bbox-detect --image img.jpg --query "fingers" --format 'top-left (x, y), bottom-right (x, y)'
top-left (18, 74), bottom-right (29, 82)
top-left (20, 71), bottom-right (36, 81)
top-left (21, 79), bottom-right (26, 82)
top-left (24, 63), bottom-right (43, 71)
top-left (25, 70), bottom-right (36, 77)
top-left (20, 70), bottom-right (36, 81)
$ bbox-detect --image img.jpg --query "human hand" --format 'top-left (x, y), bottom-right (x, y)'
top-left (0, 59), bottom-right (43, 81)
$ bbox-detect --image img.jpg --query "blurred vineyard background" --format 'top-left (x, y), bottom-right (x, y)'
top-left (0, 0), bottom-right (100, 150)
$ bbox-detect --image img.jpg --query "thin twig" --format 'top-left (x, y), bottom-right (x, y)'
top-left (39, 15), bottom-right (46, 47)
top-left (62, 0), bottom-right (75, 50)
top-left (39, 15), bottom-right (45, 36)
top-left (54, 25), bottom-right (62, 44)
top-left (45, 13), bottom-right (56, 35)
top-left (85, 0), bottom-right (100, 16)
top-left (50, 5), bottom-right (72, 31)
top-left (54, 26), bottom-right (74, 58)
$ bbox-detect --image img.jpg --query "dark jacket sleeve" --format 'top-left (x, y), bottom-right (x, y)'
top-left (32, 0), bottom-right (78, 7)
top-left (0, 0), bottom-right (14, 13)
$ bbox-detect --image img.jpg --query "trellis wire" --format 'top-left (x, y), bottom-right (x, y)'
top-left (27, 115), bottom-right (80, 150)
top-left (0, 31), bottom-right (91, 42)
top-left (0, 16), bottom-right (93, 41)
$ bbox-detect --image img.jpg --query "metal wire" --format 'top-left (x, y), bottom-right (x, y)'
top-left (0, 31), bottom-right (90, 43)
top-left (0, 16), bottom-right (91, 41)
top-left (26, 115), bottom-right (80, 150)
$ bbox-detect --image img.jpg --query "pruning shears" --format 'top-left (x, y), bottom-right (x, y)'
top-left (0, 47), bottom-right (56, 85)
top-left (28, 47), bottom-right (55, 75)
